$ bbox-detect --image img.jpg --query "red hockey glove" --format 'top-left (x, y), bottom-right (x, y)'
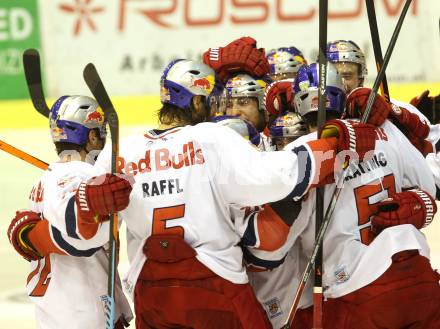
top-left (75, 174), bottom-right (132, 224)
top-left (389, 104), bottom-right (430, 140)
top-left (371, 189), bottom-right (437, 233)
top-left (345, 87), bottom-right (391, 126)
top-left (264, 79), bottom-right (294, 116)
top-left (203, 36), bottom-right (270, 82)
top-left (408, 137), bottom-right (433, 157)
top-left (7, 210), bottom-right (43, 262)
top-left (410, 90), bottom-right (440, 124)
top-left (319, 119), bottom-right (377, 161)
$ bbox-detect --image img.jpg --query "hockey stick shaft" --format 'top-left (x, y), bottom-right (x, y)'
top-left (83, 64), bottom-right (119, 329)
top-left (22, 49), bottom-right (50, 118)
top-left (283, 2), bottom-right (413, 327)
top-left (313, 0), bottom-right (328, 328)
top-left (365, 0), bottom-right (390, 102)
top-left (363, 0), bottom-right (412, 121)
top-left (0, 139), bottom-right (48, 170)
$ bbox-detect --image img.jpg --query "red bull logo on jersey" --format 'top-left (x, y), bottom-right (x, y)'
top-left (84, 107), bottom-right (105, 124)
top-left (117, 141), bottom-right (205, 176)
top-left (191, 75), bottom-right (215, 93)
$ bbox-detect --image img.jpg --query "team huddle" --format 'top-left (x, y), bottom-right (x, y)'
top-left (6, 37), bottom-right (440, 329)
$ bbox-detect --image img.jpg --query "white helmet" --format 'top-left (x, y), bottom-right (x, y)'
top-left (49, 95), bottom-right (106, 145)
top-left (267, 46), bottom-right (307, 76)
top-left (293, 63), bottom-right (346, 118)
top-left (223, 73), bottom-right (268, 112)
top-left (326, 40), bottom-right (368, 77)
top-left (160, 59), bottom-right (219, 110)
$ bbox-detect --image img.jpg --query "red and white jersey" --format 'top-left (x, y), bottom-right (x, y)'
top-left (27, 161), bottom-right (132, 329)
top-left (249, 120), bottom-right (435, 326)
top-left (94, 122), bottom-right (318, 297)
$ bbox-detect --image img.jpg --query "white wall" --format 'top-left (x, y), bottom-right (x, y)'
top-left (37, 0), bottom-right (440, 97)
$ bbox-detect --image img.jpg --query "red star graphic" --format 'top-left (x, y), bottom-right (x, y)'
top-left (59, 0), bottom-right (105, 36)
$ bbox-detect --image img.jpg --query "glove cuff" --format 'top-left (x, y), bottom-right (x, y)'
top-left (75, 181), bottom-right (100, 224)
top-left (410, 189), bottom-right (436, 228)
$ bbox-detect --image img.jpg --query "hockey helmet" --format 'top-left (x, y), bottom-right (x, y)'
top-left (222, 73), bottom-right (268, 112)
top-left (160, 59), bottom-right (220, 110)
top-left (267, 47), bottom-right (307, 78)
top-left (326, 40), bottom-right (368, 77)
top-left (211, 115), bottom-right (261, 147)
top-left (49, 95), bottom-right (107, 145)
top-left (270, 112), bottom-right (309, 141)
top-left (293, 63), bottom-right (346, 119)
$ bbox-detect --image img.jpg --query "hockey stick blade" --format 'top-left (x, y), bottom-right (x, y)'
top-left (23, 49), bottom-right (50, 118)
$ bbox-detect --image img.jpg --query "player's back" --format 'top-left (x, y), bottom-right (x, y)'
top-left (27, 161), bottom-right (131, 328)
top-left (299, 120), bottom-right (435, 298)
top-left (115, 124), bottom-right (259, 284)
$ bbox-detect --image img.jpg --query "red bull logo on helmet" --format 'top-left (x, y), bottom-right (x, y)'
top-left (226, 76), bottom-right (243, 89)
top-left (84, 107), bottom-right (105, 124)
top-left (311, 96), bottom-right (331, 110)
top-left (191, 75), bottom-right (215, 93)
top-left (51, 126), bottom-right (67, 141)
top-left (269, 52), bottom-right (290, 64)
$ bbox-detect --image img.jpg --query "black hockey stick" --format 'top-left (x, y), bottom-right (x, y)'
top-left (22, 49), bottom-right (50, 118)
top-left (83, 63), bottom-right (119, 329)
top-left (366, 0), bottom-right (391, 102)
top-left (313, 0), bottom-right (328, 328)
top-left (283, 1), bottom-right (413, 328)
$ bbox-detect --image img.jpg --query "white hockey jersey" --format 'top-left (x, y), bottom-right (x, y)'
top-left (249, 120), bottom-right (436, 328)
top-left (27, 161), bottom-right (132, 329)
top-left (94, 122), bottom-right (319, 297)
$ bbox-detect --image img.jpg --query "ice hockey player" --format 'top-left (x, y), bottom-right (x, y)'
top-left (92, 58), bottom-right (379, 329)
top-left (7, 96), bottom-right (133, 328)
top-left (266, 46), bottom-right (307, 81)
top-left (251, 62), bottom-right (440, 329)
top-left (203, 36), bottom-right (274, 150)
top-left (245, 62), bottom-right (347, 328)
top-left (326, 39), bottom-right (368, 94)
top-left (327, 39), bottom-right (435, 156)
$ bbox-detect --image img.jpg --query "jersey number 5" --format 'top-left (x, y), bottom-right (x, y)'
top-left (27, 256), bottom-right (51, 297)
top-left (353, 174), bottom-right (396, 245)
top-left (152, 204), bottom-right (185, 237)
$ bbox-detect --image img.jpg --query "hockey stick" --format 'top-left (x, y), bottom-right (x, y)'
top-left (0, 139), bottom-right (48, 170)
top-left (22, 49), bottom-right (50, 118)
top-left (313, 0), bottom-right (328, 328)
top-left (282, 1), bottom-right (413, 327)
top-left (83, 63), bottom-right (119, 329)
top-left (365, 0), bottom-right (390, 102)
